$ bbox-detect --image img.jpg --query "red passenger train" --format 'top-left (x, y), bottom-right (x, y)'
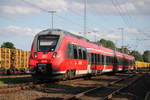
top-left (29, 29), bottom-right (135, 80)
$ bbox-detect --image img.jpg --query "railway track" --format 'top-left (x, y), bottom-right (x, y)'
top-left (0, 82), bottom-right (45, 94)
top-left (0, 72), bottom-right (143, 100)
top-left (65, 73), bottom-right (142, 100)
top-left (0, 74), bottom-right (31, 78)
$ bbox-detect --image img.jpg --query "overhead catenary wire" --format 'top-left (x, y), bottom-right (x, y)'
top-left (111, 0), bottom-right (150, 52)
top-left (110, 0), bottom-right (130, 28)
top-left (22, 0), bottom-right (93, 31)
top-left (22, 0), bottom-right (149, 47)
top-left (114, 0), bottom-right (133, 27)
top-left (114, 0), bottom-right (150, 38)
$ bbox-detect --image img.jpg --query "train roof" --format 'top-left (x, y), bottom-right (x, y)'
top-left (37, 29), bottom-right (89, 42)
top-left (36, 29), bottom-right (134, 60)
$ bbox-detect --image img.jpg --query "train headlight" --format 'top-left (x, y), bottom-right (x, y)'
top-left (34, 52), bottom-right (38, 58)
top-left (52, 52), bottom-right (57, 58)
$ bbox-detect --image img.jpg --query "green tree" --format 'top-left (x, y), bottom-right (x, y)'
top-left (117, 46), bottom-right (130, 54)
top-left (143, 50), bottom-right (150, 62)
top-left (1, 42), bottom-right (16, 49)
top-left (130, 50), bottom-right (143, 61)
top-left (98, 39), bottom-right (116, 50)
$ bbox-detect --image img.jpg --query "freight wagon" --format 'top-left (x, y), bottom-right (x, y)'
top-left (0, 48), bottom-right (30, 74)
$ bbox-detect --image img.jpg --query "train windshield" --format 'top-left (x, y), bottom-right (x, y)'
top-left (38, 35), bottom-right (59, 52)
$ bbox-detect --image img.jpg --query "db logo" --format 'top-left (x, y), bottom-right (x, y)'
top-left (42, 55), bottom-right (47, 58)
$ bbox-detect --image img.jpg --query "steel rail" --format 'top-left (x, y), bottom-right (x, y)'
top-left (65, 74), bottom-right (135, 100)
top-left (102, 74), bottom-right (142, 100)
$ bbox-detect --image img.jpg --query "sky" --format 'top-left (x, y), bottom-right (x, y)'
top-left (0, 0), bottom-right (150, 53)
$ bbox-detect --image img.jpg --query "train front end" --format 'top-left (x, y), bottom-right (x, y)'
top-left (29, 29), bottom-right (62, 80)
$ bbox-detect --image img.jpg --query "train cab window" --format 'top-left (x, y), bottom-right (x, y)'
top-left (38, 35), bottom-right (59, 52)
top-left (73, 45), bottom-right (78, 59)
top-left (78, 49), bottom-right (82, 59)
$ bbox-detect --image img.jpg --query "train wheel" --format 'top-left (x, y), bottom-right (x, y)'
top-left (0, 68), bottom-right (6, 75)
top-left (84, 74), bottom-right (92, 80)
top-left (6, 69), bottom-right (14, 75)
top-left (68, 70), bottom-right (75, 80)
top-left (62, 70), bottom-right (76, 80)
top-left (63, 71), bottom-right (69, 80)
top-left (32, 74), bottom-right (43, 84)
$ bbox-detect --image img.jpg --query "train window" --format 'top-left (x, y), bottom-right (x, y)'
top-left (98, 54), bottom-right (100, 65)
top-left (109, 57), bottom-right (111, 65)
top-left (108, 56), bottom-right (111, 65)
top-left (118, 58), bottom-right (120, 65)
top-left (88, 53), bottom-right (91, 64)
top-left (114, 56), bottom-right (118, 64)
top-left (73, 45), bottom-right (78, 59)
top-left (95, 54), bottom-right (97, 65)
top-left (106, 56), bottom-right (109, 65)
top-left (91, 53), bottom-right (94, 65)
top-left (120, 59), bottom-right (122, 65)
top-left (102, 55), bottom-right (104, 64)
top-left (96, 54), bottom-right (99, 65)
top-left (110, 57), bottom-right (112, 65)
top-left (121, 59), bottom-right (124, 65)
top-left (100, 55), bottom-right (102, 64)
top-left (126, 60), bottom-right (129, 66)
top-left (78, 49), bottom-right (82, 59)
top-left (121, 59), bottom-right (123, 65)
top-left (129, 60), bottom-right (132, 65)
top-left (83, 50), bottom-right (87, 59)
top-left (124, 59), bottom-right (127, 66)
top-left (38, 35), bottom-right (59, 52)
top-left (106, 56), bottom-right (108, 65)
top-left (66, 43), bottom-right (73, 58)
top-left (108, 56), bottom-right (110, 65)
top-left (112, 57), bottom-right (114, 64)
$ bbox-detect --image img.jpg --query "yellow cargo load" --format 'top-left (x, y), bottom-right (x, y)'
top-left (0, 48), bottom-right (30, 73)
top-left (135, 61), bottom-right (150, 69)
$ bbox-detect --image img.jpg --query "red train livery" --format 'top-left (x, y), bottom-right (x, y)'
top-left (29, 29), bottom-right (135, 80)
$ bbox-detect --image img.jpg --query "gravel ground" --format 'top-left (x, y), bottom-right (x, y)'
top-left (0, 74), bottom-right (122, 100)
top-left (0, 73), bottom-right (134, 100)
top-left (111, 73), bottom-right (150, 100)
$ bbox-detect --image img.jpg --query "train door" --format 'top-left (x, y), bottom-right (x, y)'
top-left (113, 56), bottom-right (118, 73)
top-left (65, 43), bottom-right (75, 70)
top-left (90, 53), bottom-right (96, 73)
top-left (94, 54), bottom-right (98, 73)
top-left (102, 55), bottom-right (107, 72)
top-left (87, 53), bottom-right (91, 73)
top-left (72, 45), bottom-right (88, 75)
top-left (122, 56), bottom-right (127, 71)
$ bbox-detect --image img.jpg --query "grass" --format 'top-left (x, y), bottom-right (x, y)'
top-left (0, 81), bottom-right (5, 85)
